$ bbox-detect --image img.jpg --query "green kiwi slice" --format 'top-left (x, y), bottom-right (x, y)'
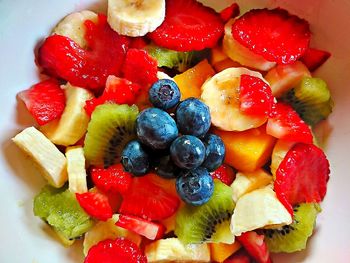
top-left (146, 44), bottom-right (209, 73)
top-left (175, 180), bottom-right (235, 244)
top-left (33, 184), bottom-right (94, 240)
top-left (84, 104), bottom-right (139, 168)
top-left (282, 76), bottom-right (333, 125)
top-left (263, 203), bottom-right (321, 253)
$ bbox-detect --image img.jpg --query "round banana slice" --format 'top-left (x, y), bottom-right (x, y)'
top-left (107, 0), bottom-right (165, 37)
top-left (52, 10), bottom-right (98, 49)
top-left (201, 67), bottom-right (268, 131)
top-left (222, 19), bottom-right (276, 71)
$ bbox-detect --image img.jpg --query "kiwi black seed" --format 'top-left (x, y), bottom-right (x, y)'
top-left (262, 203), bottom-right (321, 253)
top-left (84, 104), bottom-right (139, 168)
top-left (174, 180), bottom-right (235, 244)
top-left (282, 76), bottom-right (333, 126)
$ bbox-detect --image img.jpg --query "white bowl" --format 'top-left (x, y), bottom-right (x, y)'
top-left (0, 0), bottom-right (349, 262)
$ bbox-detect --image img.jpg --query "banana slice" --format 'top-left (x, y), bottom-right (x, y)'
top-left (201, 67), bottom-right (268, 131)
top-left (270, 139), bottom-right (296, 179)
top-left (107, 0), bottom-right (165, 37)
top-left (12, 127), bottom-right (67, 188)
top-left (40, 83), bottom-right (93, 146)
top-left (66, 146), bottom-right (88, 194)
top-left (52, 10), bottom-right (98, 49)
top-left (222, 19), bottom-right (276, 71)
top-left (145, 238), bottom-right (210, 262)
top-left (230, 185), bottom-right (292, 236)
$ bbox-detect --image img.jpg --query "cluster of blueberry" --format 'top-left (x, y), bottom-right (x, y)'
top-left (121, 79), bottom-right (225, 206)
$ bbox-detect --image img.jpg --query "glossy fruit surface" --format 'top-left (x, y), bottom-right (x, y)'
top-left (176, 167), bottom-right (214, 206)
top-left (149, 79), bottom-right (180, 110)
top-left (176, 98), bottom-right (211, 138)
top-left (170, 135), bottom-right (206, 170)
top-left (202, 133), bottom-right (226, 172)
top-left (121, 140), bottom-right (150, 176)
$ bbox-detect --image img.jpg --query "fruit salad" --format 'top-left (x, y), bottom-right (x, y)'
top-left (12, 0), bottom-right (333, 262)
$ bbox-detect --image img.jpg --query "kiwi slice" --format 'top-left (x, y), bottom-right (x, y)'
top-left (175, 180), bottom-right (235, 244)
top-left (33, 184), bottom-right (94, 240)
top-left (282, 76), bottom-right (334, 125)
top-left (84, 104), bottom-right (138, 168)
top-left (263, 203), bottom-right (321, 253)
top-left (146, 44), bottom-right (209, 73)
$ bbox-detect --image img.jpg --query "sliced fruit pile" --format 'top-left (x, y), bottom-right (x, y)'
top-left (12, 0), bottom-right (333, 262)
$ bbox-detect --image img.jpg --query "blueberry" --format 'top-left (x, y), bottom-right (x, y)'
top-left (121, 140), bottom-right (149, 176)
top-left (170, 135), bottom-right (205, 170)
top-left (136, 108), bottom-right (178, 149)
top-left (176, 98), bottom-right (211, 137)
top-left (154, 155), bottom-right (180, 179)
top-left (176, 167), bottom-right (214, 206)
top-left (149, 79), bottom-right (181, 110)
top-left (202, 134), bottom-right (225, 172)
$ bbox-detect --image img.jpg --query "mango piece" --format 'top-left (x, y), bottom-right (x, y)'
top-left (213, 58), bottom-right (242, 72)
top-left (215, 127), bottom-right (276, 172)
top-left (210, 242), bottom-right (241, 262)
top-left (174, 59), bottom-right (215, 100)
top-left (210, 46), bottom-right (229, 66)
top-left (231, 169), bottom-right (273, 202)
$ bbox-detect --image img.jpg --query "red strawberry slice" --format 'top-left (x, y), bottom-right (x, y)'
top-left (148, 0), bottom-right (224, 51)
top-left (76, 192), bottom-right (113, 221)
top-left (220, 3), bottom-right (240, 23)
top-left (237, 231), bottom-right (271, 263)
top-left (232, 8), bottom-right (310, 64)
top-left (130, 37), bottom-right (149, 49)
top-left (38, 14), bottom-right (131, 90)
top-left (266, 102), bottom-right (313, 144)
top-left (122, 48), bottom-right (158, 87)
top-left (91, 163), bottom-right (133, 195)
top-left (119, 174), bottom-right (180, 221)
top-left (18, 78), bottom-right (65, 125)
top-left (210, 164), bottom-right (236, 186)
top-left (224, 249), bottom-right (252, 263)
top-left (84, 238), bottom-right (147, 263)
top-left (116, 214), bottom-right (166, 240)
top-left (300, 47), bottom-right (331, 72)
top-left (239, 74), bottom-right (275, 117)
top-left (84, 76), bottom-right (141, 116)
top-left (274, 143), bottom-right (330, 216)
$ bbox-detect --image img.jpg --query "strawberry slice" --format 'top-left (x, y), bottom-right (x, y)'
top-left (122, 48), bottom-right (158, 87)
top-left (266, 102), bottom-right (313, 144)
top-left (300, 47), bottom-right (331, 72)
top-left (76, 192), bottom-right (113, 221)
top-left (224, 249), bottom-right (252, 263)
top-left (239, 74), bottom-right (275, 118)
top-left (116, 214), bottom-right (165, 240)
top-left (84, 238), bottom-right (147, 263)
top-left (119, 174), bottom-right (180, 221)
top-left (210, 164), bottom-right (236, 186)
top-left (84, 76), bottom-right (141, 116)
top-left (148, 0), bottom-right (224, 51)
top-left (91, 164), bottom-right (133, 195)
top-left (18, 79), bottom-right (65, 125)
top-left (232, 8), bottom-right (310, 64)
top-left (236, 231), bottom-right (271, 263)
top-left (220, 3), bottom-right (240, 22)
top-left (274, 143), bottom-right (330, 216)
top-left (38, 15), bottom-right (130, 90)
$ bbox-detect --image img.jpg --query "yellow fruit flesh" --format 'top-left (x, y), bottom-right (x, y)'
top-left (231, 169), bottom-right (273, 202)
top-left (173, 59), bottom-right (215, 100)
top-left (41, 83), bottom-right (93, 146)
top-left (210, 242), bottom-right (241, 262)
top-left (270, 139), bottom-right (296, 179)
top-left (215, 127), bottom-right (276, 172)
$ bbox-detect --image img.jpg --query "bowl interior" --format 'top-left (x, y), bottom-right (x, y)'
top-left (0, 0), bottom-right (349, 262)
